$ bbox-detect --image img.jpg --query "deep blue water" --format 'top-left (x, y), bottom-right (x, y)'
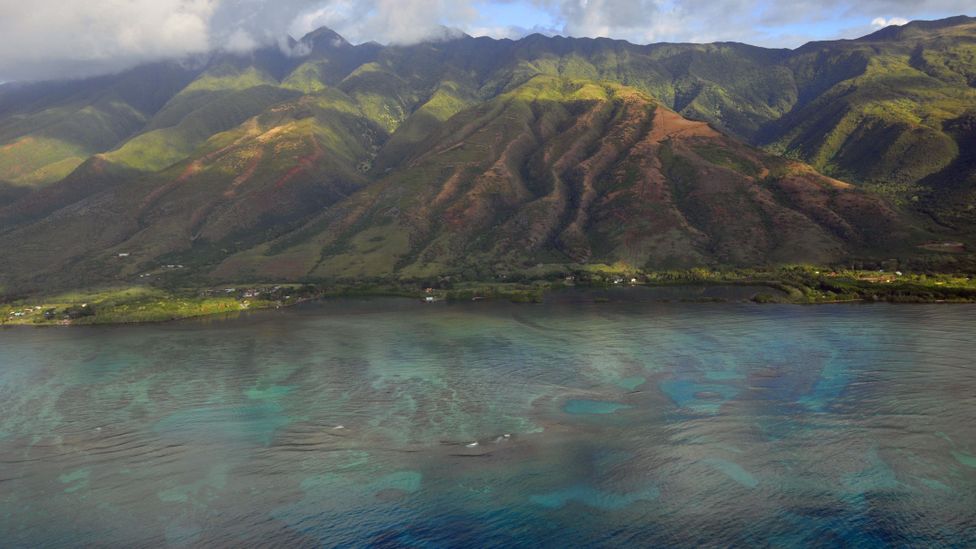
top-left (1, 296), bottom-right (975, 547)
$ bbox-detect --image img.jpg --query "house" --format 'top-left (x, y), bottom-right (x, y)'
top-left (117, 253), bottom-right (130, 258)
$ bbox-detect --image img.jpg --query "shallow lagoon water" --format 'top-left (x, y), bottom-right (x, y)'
top-left (1, 296), bottom-right (975, 547)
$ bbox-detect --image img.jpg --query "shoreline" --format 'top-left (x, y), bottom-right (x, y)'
top-left (3, 268), bottom-right (976, 327)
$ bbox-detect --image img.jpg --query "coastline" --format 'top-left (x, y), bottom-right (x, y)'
top-left (3, 266), bottom-right (975, 327)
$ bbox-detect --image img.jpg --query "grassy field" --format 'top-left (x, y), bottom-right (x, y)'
top-left (0, 285), bottom-right (309, 326)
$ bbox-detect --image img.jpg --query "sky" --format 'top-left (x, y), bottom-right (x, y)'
top-left (0, 0), bottom-right (973, 82)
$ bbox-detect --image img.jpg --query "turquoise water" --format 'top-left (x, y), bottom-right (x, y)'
top-left (1, 296), bottom-right (975, 547)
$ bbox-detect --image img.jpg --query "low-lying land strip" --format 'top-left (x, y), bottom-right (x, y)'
top-left (2, 266), bottom-right (975, 326)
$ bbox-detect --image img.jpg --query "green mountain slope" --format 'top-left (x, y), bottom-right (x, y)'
top-left (0, 91), bottom-right (382, 291)
top-left (0, 63), bottom-right (200, 186)
top-left (213, 77), bottom-right (915, 283)
top-left (762, 17), bottom-right (976, 208)
top-left (1, 17), bottom-right (974, 295)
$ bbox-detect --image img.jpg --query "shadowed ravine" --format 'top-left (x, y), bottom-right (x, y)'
top-left (1, 299), bottom-right (975, 546)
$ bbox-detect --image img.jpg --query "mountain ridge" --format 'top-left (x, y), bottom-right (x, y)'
top-left (0, 16), bottom-right (974, 295)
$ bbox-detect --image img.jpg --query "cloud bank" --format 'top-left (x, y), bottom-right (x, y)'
top-left (0, 0), bottom-right (972, 82)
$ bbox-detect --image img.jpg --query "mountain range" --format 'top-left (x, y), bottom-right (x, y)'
top-left (1, 16), bottom-right (975, 294)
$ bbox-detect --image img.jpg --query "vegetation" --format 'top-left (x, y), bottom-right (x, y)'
top-left (4, 264), bottom-right (974, 326)
top-left (1, 17), bottom-right (975, 300)
top-left (0, 285), bottom-right (320, 326)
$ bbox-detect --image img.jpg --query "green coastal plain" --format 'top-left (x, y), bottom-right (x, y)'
top-left (4, 264), bottom-right (976, 326)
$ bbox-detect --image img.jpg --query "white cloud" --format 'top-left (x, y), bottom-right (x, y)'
top-left (468, 25), bottom-right (557, 40)
top-left (288, 0), bottom-right (478, 45)
top-left (0, 0), bottom-right (972, 82)
top-left (0, 0), bottom-right (218, 81)
top-left (528, 0), bottom-right (674, 42)
top-left (224, 29), bottom-right (259, 53)
top-left (871, 16), bottom-right (910, 27)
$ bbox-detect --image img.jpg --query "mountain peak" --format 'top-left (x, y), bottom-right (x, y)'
top-left (428, 25), bottom-right (472, 42)
top-left (298, 27), bottom-right (350, 51)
